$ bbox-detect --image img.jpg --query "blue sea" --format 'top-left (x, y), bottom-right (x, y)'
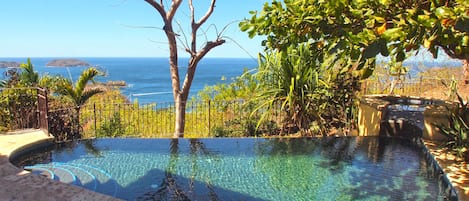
top-left (0, 58), bottom-right (258, 104)
top-left (0, 57), bottom-right (462, 104)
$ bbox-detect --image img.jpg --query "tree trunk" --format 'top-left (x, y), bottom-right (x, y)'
top-left (463, 59), bottom-right (469, 84)
top-left (144, 0), bottom-right (224, 138)
top-left (174, 96), bottom-right (186, 138)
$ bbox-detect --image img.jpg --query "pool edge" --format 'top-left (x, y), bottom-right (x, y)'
top-left (0, 129), bottom-right (124, 201)
top-left (416, 138), bottom-right (459, 200)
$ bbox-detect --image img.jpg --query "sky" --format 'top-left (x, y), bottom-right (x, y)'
top-left (0, 0), bottom-right (267, 58)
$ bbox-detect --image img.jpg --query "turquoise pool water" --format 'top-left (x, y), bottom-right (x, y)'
top-left (14, 137), bottom-right (446, 200)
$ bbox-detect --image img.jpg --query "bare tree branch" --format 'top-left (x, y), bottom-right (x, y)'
top-left (189, 0), bottom-right (197, 54)
top-left (188, 0), bottom-right (218, 53)
top-left (195, 39), bottom-right (225, 64)
top-left (167, 0), bottom-right (183, 22)
top-left (144, 0), bottom-right (167, 22)
top-left (175, 20), bottom-right (190, 52)
top-left (195, 0), bottom-right (217, 29)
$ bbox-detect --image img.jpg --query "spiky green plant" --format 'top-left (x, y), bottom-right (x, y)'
top-left (56, 67), bottom-right (106, 139)
top-left (435, 93), bottom-right (469, 158)
top-left (19, 58), bottom-right (39, 87)
top-left (255, 44), bottom-right (327, 134)
top-left (57, 67), bottom-right (106, 107)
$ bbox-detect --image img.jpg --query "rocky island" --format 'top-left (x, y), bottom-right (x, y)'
top-left (0, 61), bottom-right (21, 68)
top-left (46, 58), bottom-right (90, 67)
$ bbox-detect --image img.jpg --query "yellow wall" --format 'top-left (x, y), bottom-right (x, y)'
top-left (357, 102), bottom-right (383, 136)
top-left (358, 95), bottom-right (450, 141)
top-left (423, 104), bottom-right (452, 141)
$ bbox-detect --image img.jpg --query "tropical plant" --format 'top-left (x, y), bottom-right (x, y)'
top-left (19, 58), bottom-right (39, 87)
top-left (56, 67), bottom-right (105, 108)
top-left (1, 58), bottom-right (37, 88)
top-left (256, 44), bottom-right (361, 135)
top-left (435, 93), bottom-right (469, 159)
top-left (55, 67), bottom-right (106, 139)
top-left (255, 44), bottom-right (326, 134)
top-left (0, 59), bottom-right (46, 131)
top-left (240, 0), bottom-right (469, 83)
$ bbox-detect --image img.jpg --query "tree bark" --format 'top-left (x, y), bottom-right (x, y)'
top-left (174, 97), bottom-right (186, 137)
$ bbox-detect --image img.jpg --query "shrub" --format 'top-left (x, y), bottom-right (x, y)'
top-left (435, 93), bottom-right (469, 159)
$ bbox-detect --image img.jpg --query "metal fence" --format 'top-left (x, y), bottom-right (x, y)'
top-left (79, 100), bottom-right (283, 138)
top-left (0, 87), bottom-right (283, 139)
top-left (361, 76), bottom-right (460, 98)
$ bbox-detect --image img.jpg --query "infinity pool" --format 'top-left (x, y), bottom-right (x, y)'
top-left (13, 137), bottom-right (446, 200)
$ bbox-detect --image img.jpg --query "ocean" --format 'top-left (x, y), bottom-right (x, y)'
top-left (0, 57), bottom-right (462, 104)
top-left (0, 57), bottom-right (258, 104)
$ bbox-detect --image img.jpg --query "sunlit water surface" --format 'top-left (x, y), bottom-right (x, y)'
top-left (13, 137), bottom-right (445, 201)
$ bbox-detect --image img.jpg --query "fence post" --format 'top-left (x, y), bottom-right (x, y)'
top-left (208, 100), bottom-right (211, 136)
top-left (36, 87), bottom-right (49, 134)
top-left (94, 103), bottom-right (97, 138)
top-left (419, 76), bottom-right (423, 97)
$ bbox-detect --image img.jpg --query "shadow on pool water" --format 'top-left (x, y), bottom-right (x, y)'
top-left (12, 137), bottom-right (449, 201)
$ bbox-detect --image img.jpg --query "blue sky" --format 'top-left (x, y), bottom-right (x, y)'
top-left (0, 1), bottom-right (267, 58)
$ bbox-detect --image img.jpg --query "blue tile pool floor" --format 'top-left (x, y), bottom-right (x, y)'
top-left (13, 137), bottom-right (447, 201)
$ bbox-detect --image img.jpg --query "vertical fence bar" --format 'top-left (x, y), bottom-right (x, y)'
top-left (419, 76), bottom-right (423, 97)
top-left (93, 103), bottom-right (97, 138)
top-left (208, 100), bottom-right (211, 136)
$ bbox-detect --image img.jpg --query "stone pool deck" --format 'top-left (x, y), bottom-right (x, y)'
top-left (424, 141), bottom-right (469, 201)
top-left (0, 129), bottom-right (123, 201)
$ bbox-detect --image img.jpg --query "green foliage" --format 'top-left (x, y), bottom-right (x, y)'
top-left (0, 88), bottom-right (38, 131)
top-left (240, 0), bottom-right (388, 79)
top-left (19, 58), bottom-right (39, 86)
top-left (48, 108), bottom-right (81, 142)
top-left (56, 67), bottom-right (106, 107)
top-left (435, 93), bottom-right (469, 157)
top-left (256, 44), bottom-right (325, 133)
top-left (1, 58), bottom-right (38, 88)
top-left (194, 70), bottom-right (280, 137)
top-left (0, 59), bottom-right (47, 131)
top-left (96, 112), bottom-right (125, 138)
top-left (255, 44), bottom-right (359, 135)
top-left (240, 0), bottom-right (469, 79)
top-left (195, 68), bottom-right (259, 102)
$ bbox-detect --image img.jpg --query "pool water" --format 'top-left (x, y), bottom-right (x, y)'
top-left (13, 137), bottom-right (446, 201)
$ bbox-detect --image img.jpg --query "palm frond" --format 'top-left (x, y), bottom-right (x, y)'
top-left (19, 58), bottom-right (39, 86)
top-left (75, 67), bottom-right (104, 98)
top-left (78, 87), bottom-right (106, 106)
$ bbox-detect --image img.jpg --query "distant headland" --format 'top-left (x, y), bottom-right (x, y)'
top-left (0, 61), bottom-right (21, 68)
top-left (46, 58), bottom-right (90, 67)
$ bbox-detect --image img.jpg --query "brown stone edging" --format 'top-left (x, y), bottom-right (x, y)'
top-left (0, 130), bottom-right (123, 201)
top-left (424, 141), bottom-right (469, 201)
top-left (416, 139), bottom-right (459, 200)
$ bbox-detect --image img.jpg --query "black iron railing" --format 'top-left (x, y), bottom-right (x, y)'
top-left (0, 88), bottom-right (288, 139)
top-left (362, 76), bottom-right (460, 97)
top-left (78, 100), bottom-right (283, 138)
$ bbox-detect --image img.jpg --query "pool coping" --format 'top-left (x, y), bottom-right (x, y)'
top-left (416, 138), bottom-right (459, 200)
top-left (0, 129), bottom-right (123, 201)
